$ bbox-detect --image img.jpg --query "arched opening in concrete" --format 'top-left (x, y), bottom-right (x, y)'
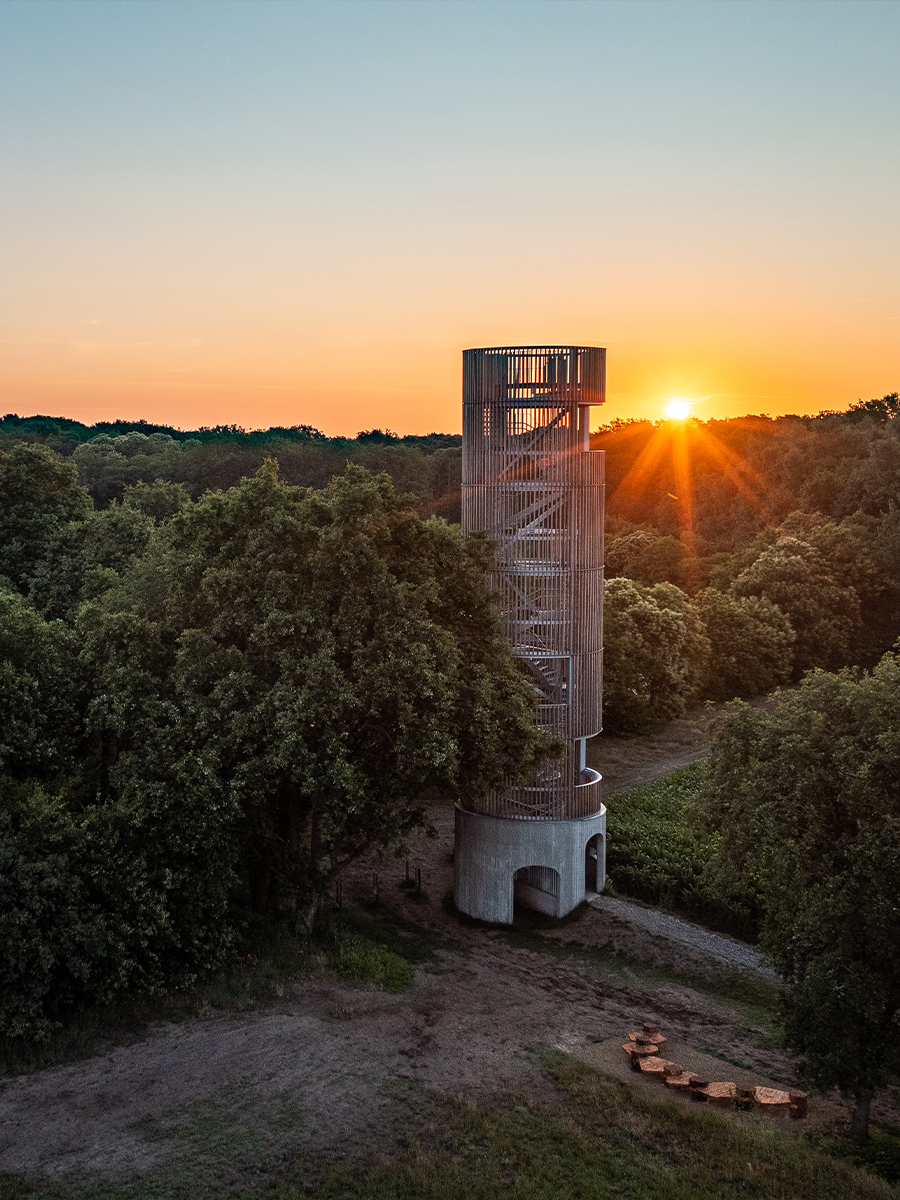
top-left (513, 864), bottom-right (560, 917)
top-left (584, 833), bottom-right (604, 894)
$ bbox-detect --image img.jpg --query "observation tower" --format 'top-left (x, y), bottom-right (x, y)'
top-left (454, 345), bottom-right (607, 923)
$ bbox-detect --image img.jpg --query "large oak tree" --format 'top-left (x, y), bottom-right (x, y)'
top-left (87, 462), bottom-right (553, 931)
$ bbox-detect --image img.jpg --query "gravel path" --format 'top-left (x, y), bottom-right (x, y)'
top-left (589, 894), bottom-right (773, 976)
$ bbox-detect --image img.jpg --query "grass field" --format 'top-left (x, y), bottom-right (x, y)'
top-left (6, 1051), bottom-right (896, 1200)
top-left (285, 1051), bottom-right (900, 1200)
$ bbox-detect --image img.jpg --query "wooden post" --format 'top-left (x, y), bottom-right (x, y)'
top-left (789, 1090), bottom-right (808, 1119)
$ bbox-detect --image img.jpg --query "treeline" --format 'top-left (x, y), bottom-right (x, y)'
top-left (0, 414), bottom-right (463, 520)
top-left (3, 396), bottom-right (900, 731)
top-left (6, 395), bottom-right (899, 544)
top-left (598, 393), bottom-right (900, 547)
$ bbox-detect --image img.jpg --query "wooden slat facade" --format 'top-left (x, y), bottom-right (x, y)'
top-left (461, 346), bottom-right (605, 821)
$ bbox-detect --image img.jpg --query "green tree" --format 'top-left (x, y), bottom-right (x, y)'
top-left (805, 433), bottom-right (900, 519)
top-left (779, 511), bottom-right (884, 602)
top-left (845, 392), bottom-right (900, 424)
top-left (694, 587), bottom-right (794, 700)
top-left (0, 586), bottom-right (237, 1043)
top-left (0, 442), bottom-right (92, 591)
top-left (0, 590), bottom-right (83, 781)
top-left (73, 431), bottom-right (184, 507)
top-left (701, 658), bottom-right (900, 1141)
top-left (121, 477), bottom-right (192, 523)
top-left (730, 533), bottom-right (861, 671)
top-left (606, 527), bottom-right (691, 590)
top-left (87, 463), bottom-right (552, 932)
top-left (0, 768), bottom-right (239, 1043)
top-left (602, 578), bottom-right (710, 732)
top-left (28, 503), bottom-right (156, 619)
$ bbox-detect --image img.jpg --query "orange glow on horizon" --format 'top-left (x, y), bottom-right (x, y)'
top-left (1, 4), bottom-right (896, 438)
top-left (1, 326), bottom-right (896, 437)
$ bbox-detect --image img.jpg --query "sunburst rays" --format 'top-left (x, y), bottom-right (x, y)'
top-left (606, 418), bottom-right (786, 575)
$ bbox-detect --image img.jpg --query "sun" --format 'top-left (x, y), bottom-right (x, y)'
top-left (665, 399), bottom-right (690, 420)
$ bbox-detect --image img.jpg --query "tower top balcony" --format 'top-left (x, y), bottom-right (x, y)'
top-left (463, 346), bottom-right (606, 410)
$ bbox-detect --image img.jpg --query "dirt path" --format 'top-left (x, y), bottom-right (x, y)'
top-left (0, 708), bottom-right (835, 1198)
top-left (586, 704), bottom-right (771, 974)
top-left (588, 702), bottom-right (716, 794)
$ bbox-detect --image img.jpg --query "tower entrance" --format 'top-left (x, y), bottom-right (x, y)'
top-left (514, 864), bottom-right (561, 917)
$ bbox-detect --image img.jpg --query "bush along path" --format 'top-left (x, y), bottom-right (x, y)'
top-left (600, 758), bottom-right (763, 944)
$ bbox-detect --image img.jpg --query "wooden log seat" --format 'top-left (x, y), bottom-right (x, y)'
top-left (622, 1041), bottom-right (659, 1057)
top-left (664, 1071), bottom-right (698, 1093)
top-left (629, 1031), bottom-right (668, 1051)
top-left (753, 1087), bottom-right (792, 1116)
top-left (696, 1081), bottom-right (737, 1108)
top-left (788, 1090), bottom-right (809, 1119)
top-left (638, 1056), bottom-right (678, 1078)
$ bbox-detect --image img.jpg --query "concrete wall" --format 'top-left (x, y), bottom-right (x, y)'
top-left (454, 806), bottom-right (607, 924)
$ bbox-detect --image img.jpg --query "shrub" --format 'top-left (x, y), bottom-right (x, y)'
top-left (334, 934), bottom-right (415, 993)
top-left (0, 775), bottom-right (239, 1044)
top-left (605, 763), bottom-right (759, 936)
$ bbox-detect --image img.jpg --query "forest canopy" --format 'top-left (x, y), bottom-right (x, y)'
top-left (3, 396), bottom-right (900, 731)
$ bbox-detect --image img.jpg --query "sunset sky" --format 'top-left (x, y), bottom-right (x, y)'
top-left (1, 1), bottom-right (898, 436)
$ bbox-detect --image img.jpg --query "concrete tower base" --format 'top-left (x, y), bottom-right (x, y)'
top-left (454, 806), bottom-right (607, 925)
